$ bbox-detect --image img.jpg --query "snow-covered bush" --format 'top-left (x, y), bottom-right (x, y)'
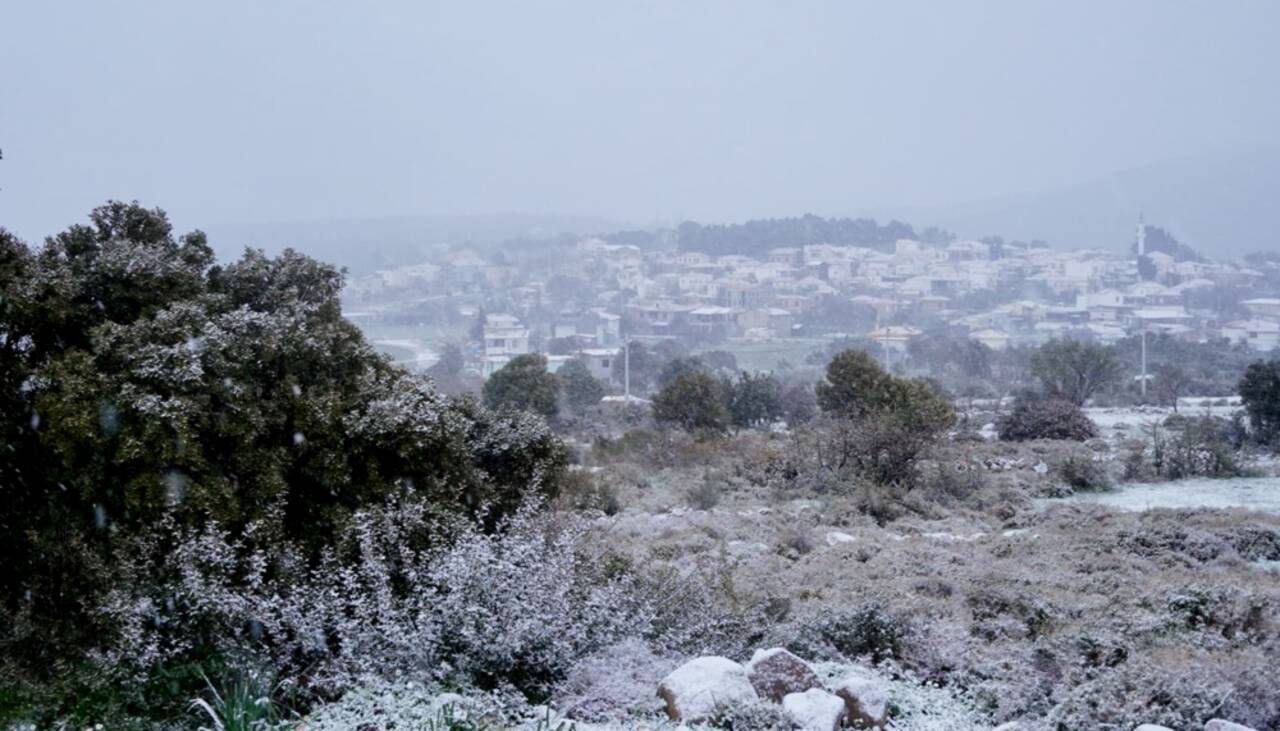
top-left (997, 398), bottom-right (1099, 441)
top-left (95, 501), bottom-right (654, 700)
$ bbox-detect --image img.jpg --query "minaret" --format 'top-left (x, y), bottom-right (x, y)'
top-left (1135, 213), bottom-right (1146, 257)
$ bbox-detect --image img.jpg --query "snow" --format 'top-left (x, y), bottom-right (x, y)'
top-left (1051, 476), bottom-right (1280, 515)
top-left (657, 656), bottom-right (757, 721)
top-left (824, 531), bottom-right (856, 546)
top-left (781, 688), bottom-right (846, 731)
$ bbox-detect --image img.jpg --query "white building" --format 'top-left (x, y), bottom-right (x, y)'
top-left (1222, 318), bottom-right (1280, 351)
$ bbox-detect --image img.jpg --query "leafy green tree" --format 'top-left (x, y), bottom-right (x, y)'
top-left (817, 350), bottom-right (908, 418)
top-left (0, 202), bottom-right (567, 660)
top-left (657, 356), bottom-right (708, 388)
top-left (483, 353), bottom-right (560, 418)
top-left (1029, 340), bottom-right (1122, 406)
top-left (651, 370), bottom-right (728, 434)
top-left (1239, 360), bottom-right (1280, 444)
top-left (558, 358), bottom-right (605, 412)
top-left (725, 371), bottom-right (782, 429)
top-left (814, 349), bottom-right (955, 486)
top-left (611, 341), bottom-right (661, 393)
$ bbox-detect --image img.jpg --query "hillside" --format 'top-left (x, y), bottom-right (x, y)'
top-left (874, 146), bottom-right (1280, 256)
top-left (204, 211), bottom-right (625, 275)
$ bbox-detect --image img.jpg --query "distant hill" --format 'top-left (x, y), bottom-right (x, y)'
top-left (873, 147), bottom-right (1280, 258)
top-left (204, 212), bottom-right (626, 275)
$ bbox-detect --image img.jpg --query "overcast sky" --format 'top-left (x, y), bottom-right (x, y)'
top-left (3, 0), bottom-right (1278, 241)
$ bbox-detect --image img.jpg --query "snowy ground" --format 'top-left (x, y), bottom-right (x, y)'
top-left (1050, 475), bottom-right (1280, 514)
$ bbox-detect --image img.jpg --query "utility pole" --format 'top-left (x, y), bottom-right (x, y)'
top-left (1140, 327), bottom-right (1148, 400)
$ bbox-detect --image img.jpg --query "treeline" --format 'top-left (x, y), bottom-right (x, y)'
top-left (676, 214), bottom-right (916, 256)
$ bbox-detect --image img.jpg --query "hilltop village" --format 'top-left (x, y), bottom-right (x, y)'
top-left (341, 219), bottom-right (1280, 385)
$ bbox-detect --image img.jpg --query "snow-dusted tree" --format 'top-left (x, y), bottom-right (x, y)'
top-left (0, 202), bottom-right (566, 664)
top-left (483, 353), bottom-right (560, 418)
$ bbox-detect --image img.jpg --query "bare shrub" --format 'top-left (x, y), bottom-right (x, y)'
top-left (684, 474), bottom-right (723, 511)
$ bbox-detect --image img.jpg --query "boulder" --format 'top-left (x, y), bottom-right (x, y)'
top-left (656, 656), bottom-right (757, 722)
top-left (1134, 726), bottom-right (1174, 731)
top-left (826, 531), bottom-right (857, 546)
top-left (993, 724), bottom-right (1023, 731)
top-left (746, 648), bottom-right (822, 702)
top-left (833, 673), bottom-right (889, 729)
top-left (781, 688), bottom-right (847, 731)
top-left (1205, 721), bottom-right (1256, 731)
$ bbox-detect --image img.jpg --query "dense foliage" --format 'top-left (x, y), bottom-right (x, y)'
top-left (0, 203), bottom-right (566, 688)
top-left (813, 350), bottom-right (956, 486)
top-left (1029, 339), bottom-right (1122, 406)
top-left (997, 398), bottom-right (1100, 442)
top-left (1239, 359), bottom-right (1280, 444)
top-left (651, 370), bottom-right (729, 434)
top-left (483, 353), bottom-right (561, 418)
top-left (676, 214), bottom-right (915, 257)
top-left (557, 358), bottom-right (605, 413)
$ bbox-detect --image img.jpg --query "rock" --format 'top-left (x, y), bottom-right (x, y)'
top-left (781, 688), bottom-right (847, 731)
top-left (1134, 725), bottom-right (1174, 731)
top-left (1033, 461), bottom-right (1049, 475)
top-left (834, 674), bottom-right (889, 729)
top-left (993, 724), bottom-right (1023, 731)
top-left (745, 648), bottom-right (822, 702)
top-left (1205, 721), bottom-right (1257, 731)
top-left (825, 531), bottom-right (857, 546)
top-left (656, 656), bottom-right (758, 722)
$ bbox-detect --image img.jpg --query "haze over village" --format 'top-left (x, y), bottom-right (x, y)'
top-left (343, 216), bottom-right (1280, 389)
top-left (7, 2), bottom-right (1280, 731)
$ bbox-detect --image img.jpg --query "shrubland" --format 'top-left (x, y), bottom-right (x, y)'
top-left (4, 203), bottom-right (1280, 730)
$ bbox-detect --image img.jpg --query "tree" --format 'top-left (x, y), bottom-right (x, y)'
top-left (1153, 364), bottom-right (1192, 411)
top-left (814, 350), bottom-right (955, 486)
top-left (780, 382), bottom-right (817, 425)
top-left (651, 370), bottom-right (728, 434)
top-left (558, 358), bottom-right (605, 413)
top-left (1239, 360), bottom-right (1280, 444)
top-left (483, 353), bottom-right (560, 418)
top-left (469, 306), bottom-right (487, 342)
top-left (429, 342), bottom-right (465, 377)
top-left (724, 371), bottom-right (782, 429)
top-left (1029, 340), bottom-right (1122, 406)
top-left (0, 202), bottom-right (567, 661)
top-left (997, 398), bottom-right (1099, 441)
top-left (702, 350), bottom-right (739, 372)
top-left (657, 356), bottom-right (708, 388)
top-left (817, 350), bottom-right (906, 419)
top-left (611, 341), bottom-right (661, 393)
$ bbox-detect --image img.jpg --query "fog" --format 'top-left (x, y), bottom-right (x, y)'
top-left (3, 1), bottom-right (1279, 246)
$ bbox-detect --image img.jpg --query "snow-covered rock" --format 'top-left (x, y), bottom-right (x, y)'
top-left (825, 531), bottom-right (857, 546)
top-left (992, 723), bottom-right (1024, 731)
top-left (1134, 725), bottom-right (1174, 731)
top-left (1205, 721), bottom-right (1256, 731)
top-left (781, 688), bottom-right (846, 731)
top-left (834, 673), bottom-right (889, 729)
top-left (745, 647), bottom-right (822, 702)
top-left (656, 656), bottom-right (757, 722)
